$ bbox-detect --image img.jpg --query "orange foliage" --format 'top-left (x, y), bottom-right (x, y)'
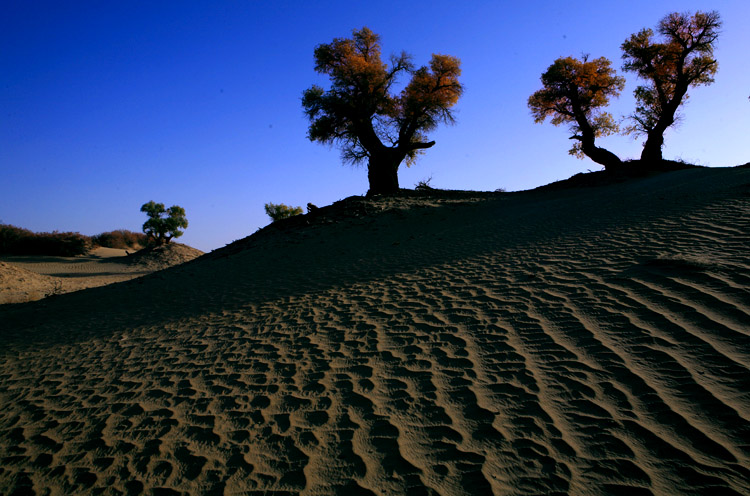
top-left (621, 11), bottom-right (721, 140)
top-left (303, 27), bottom-right (463, 177)
top-left (528, 56), bottom-right (624, 158)
top-left (401, 54), bottom-right (462, 128)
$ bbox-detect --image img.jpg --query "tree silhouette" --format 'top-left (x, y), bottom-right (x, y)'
top-left (140, 201), bottom-right (188, 245)
top-left (529, 56), bottom-right (625, 171)
top-left (622, 11), bottom-right (721, 162)
top-left (302, 27), bottom-right (463, 195)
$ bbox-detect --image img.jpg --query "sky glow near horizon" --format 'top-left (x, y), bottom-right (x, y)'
top-left (2, 1), bottom-right (748, 252)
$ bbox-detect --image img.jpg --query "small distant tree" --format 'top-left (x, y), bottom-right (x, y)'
top-left (140, 201), bottom-right (188, 245)
top-left (622, 11), bottom-right (721, 162)
top-left (302, 27), bottom-right (463, 196)
top-left (528, 56), bottom-right (625, 171)
top-left (265, 203), bottom-right (303, 222)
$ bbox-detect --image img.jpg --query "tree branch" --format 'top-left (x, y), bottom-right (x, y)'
top-left (409, 141), bottom-right (436, 151)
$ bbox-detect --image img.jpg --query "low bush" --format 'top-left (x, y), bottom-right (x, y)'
top-left (265, 203), bottom-right (303, 222)
top-left (92, 230), bottom-right (147, 249)
top-left (0, 224), bottom-right (34, 253)
top-left (415, 176), bottom-right (434, 191)
top-left (0, 224), bottom-right (92, 256)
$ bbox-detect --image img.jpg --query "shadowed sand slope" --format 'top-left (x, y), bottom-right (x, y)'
top-left (1, 168), bottom-right (749, 495)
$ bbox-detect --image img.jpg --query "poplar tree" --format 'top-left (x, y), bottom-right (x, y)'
top-left (303, 27), bottom-right (463, 195)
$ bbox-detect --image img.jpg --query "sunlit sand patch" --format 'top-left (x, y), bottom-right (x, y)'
top-left (0, 244), bottom-right (203, 304)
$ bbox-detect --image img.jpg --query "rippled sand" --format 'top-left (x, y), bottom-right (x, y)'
top-left (1, 168), bottom-right (748, 495)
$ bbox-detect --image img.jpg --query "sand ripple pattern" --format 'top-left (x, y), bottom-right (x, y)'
top-left (1, 168), bottom-right (749, 494)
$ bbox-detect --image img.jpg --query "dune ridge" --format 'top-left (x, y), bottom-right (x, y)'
top-left (1, 167), bottom-right (749, 495)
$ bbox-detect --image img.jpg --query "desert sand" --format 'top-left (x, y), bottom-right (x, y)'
top-left (1, 167), bottom-right (749, 495)
top-left (0, 244), bottom-right (204, 305)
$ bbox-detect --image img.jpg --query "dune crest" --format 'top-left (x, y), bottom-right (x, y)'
top-left (1, 168), bottom-right (749, 495)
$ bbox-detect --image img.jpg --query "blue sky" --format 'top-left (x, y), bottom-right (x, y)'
top-left (2, 1), bottom-right (748, 252)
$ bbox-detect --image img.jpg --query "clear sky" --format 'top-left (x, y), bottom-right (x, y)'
top-left (2, 1), bottom-right (748, 252)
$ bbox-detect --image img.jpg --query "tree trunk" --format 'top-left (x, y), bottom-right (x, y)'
top-left (367, 152), bottom-right (403, 196)
top-left (575, 129), bottom-right (622, 172)
top-left (581, 140), bottom-right (623, 172)
top-left (640, 89), bottom-right (683, 164)
top-left (573, 112), bottom-right (622, 172)
top-left (640, 130), bottom-right (665, 163)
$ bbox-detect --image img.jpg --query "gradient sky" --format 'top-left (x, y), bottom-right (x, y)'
top-left (2, 1), bottom-right (748, 252)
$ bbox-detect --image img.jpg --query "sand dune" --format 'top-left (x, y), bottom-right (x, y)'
top-left (1, 168), bottom-right (749, 495)
top-left (0, 244), bottom-right (204, 304)
top-left (0, 261), bottom-right (62, 304)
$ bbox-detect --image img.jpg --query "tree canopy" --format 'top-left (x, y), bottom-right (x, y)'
top-left (302, 27), bottom-right (463, 195)
top-left (621, 10), bottom-right (721, 162)
top-left (530, 11), bottom-right (721, 169)
top-left (140, 201), bottom-right (188, 245)
top-left (528, 56), bottom-right (625, 170)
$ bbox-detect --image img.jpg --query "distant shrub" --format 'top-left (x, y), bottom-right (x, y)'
top-left (92, 230), bottom-right (147, 249)
top-left (28, 232), bottom-right (90, 256)
top-left (0, 224), bottom-right (33, 253)
top-left (415, 176), bottom-right (434, 191)
top-left (0, 224), bottom-right (92, 256)
top-left (265, 203), bottom-right (303, 222)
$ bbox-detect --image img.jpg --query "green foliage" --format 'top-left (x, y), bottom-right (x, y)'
top-left (91, 230), bottom-right (147, 249)
top-left (265, 203), bottom-right (303, 222)
top-left (140, 201), bottom-right (188, 245)
top-left (0, 224), bottom-right (92, 256)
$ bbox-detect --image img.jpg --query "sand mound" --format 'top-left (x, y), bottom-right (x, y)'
top-left (119, 242), bottom-right (204, 271)
top-left (0, 245), bottom-right (204, 305)
top-left (0, 261), bottom-right (62, 304)
top-left (1, 168), bottom-right (749, 495)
